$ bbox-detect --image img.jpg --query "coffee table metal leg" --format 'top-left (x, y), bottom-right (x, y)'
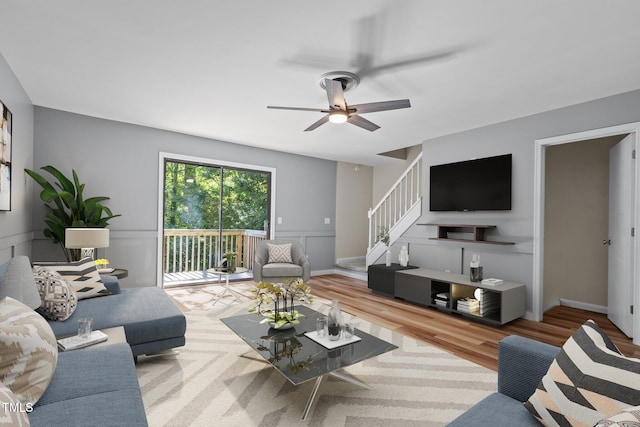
top-left (300, 370), bottom-right (370, 420)
top-left (302, 376), bottom-right (324, 421)
top-left (329, 370), bottom-right (371, 389)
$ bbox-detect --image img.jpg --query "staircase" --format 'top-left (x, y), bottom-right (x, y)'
top-left (366, 153), bottom-right (422, 267)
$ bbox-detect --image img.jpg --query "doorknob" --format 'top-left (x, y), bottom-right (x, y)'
top-left (603, 239), bottom-right (611, 245)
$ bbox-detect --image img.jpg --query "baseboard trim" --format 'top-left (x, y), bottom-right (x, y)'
top-left (312, 269), bottom-right (367, 281)
top-left (559, 298), bottom-right (607, 314)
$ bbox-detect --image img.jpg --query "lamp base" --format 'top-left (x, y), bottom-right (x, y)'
top-left (81, 248), bottom-right (95, 260)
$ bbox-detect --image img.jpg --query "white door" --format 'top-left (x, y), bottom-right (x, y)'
top-left (608, 134), bottom-right (635, 337)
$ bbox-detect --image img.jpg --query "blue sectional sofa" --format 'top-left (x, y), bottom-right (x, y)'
top-left (46, 275), bottom-right (186, 357)
top-left (447, 335), bottom-right (560, 426)
top-left (30, 343), bottom-right (148, 427)
top-left (0, 256), bottom-right (187, 426)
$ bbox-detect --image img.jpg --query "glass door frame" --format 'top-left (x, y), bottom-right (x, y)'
top-left (156, 152), bottom-right (276, 287)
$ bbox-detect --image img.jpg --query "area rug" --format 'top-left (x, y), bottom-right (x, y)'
top-left (136, 302), bottom-right (496, 427)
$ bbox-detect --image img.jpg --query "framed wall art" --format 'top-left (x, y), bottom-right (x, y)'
top-left (0, 99), bottom-right (12, 211)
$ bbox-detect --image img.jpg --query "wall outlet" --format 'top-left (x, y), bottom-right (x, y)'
top-left (277, 217), bottom-right (282, 225)
top-left (324, 217), bottom-right (330, 225)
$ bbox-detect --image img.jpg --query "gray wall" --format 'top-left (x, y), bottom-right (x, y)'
top-left (32, 107), bottom-right (336, 287)
top-left (335, 161), bottom-right (372, 259)
top-left (0, 53), bottom-right (34, 263)
top-left (395, 89), bottom-right (640, 319)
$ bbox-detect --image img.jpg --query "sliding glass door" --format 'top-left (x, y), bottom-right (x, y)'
top-left (162, 159), bottom-right (271, 287)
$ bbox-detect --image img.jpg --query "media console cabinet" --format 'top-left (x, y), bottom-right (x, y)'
top-left (394, 268), bottom-right (526, 325)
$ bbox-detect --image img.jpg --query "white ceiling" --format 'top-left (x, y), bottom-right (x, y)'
top-left (1, 1), bottom-right (640, 165)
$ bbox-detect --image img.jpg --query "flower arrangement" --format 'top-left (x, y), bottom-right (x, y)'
top-left (249, 278), bottom-right (314, 329)
top-left (94, 258), bottom-right (110, 269)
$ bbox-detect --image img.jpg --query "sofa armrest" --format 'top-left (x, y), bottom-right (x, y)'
top-left (498, 335), bottom-right (560, 402)
top-left (99, 275), bottom-right (121, 294)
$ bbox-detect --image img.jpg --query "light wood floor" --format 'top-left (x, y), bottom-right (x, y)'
top-left (308, 274), bottom-right (640, 371)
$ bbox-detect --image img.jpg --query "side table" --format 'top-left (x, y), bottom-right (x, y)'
top-left (206, 267), bottom-right (249, 305)
top-left (100, 268), bottom-right (128, 279)
top-left (367, 263), bottom-right (418, 297)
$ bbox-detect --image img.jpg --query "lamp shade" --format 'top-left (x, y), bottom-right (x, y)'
top-left (65, 228), bottom-right (110, 249)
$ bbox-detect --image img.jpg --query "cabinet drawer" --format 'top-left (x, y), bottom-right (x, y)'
top-left (395, 273), bottom-right (430, 305)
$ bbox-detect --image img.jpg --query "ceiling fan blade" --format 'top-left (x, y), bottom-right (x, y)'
top-left (351, 99), bottom-right (411, 114)
top-left (304, 115), bottom-right (330, 132)
top-left (347, 114), bottom-right (380, 132)
top-left (324, 79), bottom-right (346, 110)
top-left (267, 106), bottom-right (328, 113)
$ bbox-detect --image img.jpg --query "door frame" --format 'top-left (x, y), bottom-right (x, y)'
top-left (533, 122), bottom-right (640, 345)
top-left (156, 152), bottom-right (277, 287)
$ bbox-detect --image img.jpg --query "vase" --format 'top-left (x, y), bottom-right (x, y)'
top-left (385, 249), bottom-right (392, 267)
top-left (399, 245), bottom-right (409, 267)
top-left (269, 322), bottom-right (294, 330)
top-left (227, 256), bottom-right (236, 273)
top-left (327, 300), bottom-right (342, 341)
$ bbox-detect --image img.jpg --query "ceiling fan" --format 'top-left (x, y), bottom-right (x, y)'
top-left (267, 72), bottom-right (411, 132)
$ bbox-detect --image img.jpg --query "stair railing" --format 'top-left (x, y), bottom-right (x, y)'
top-left (368, 152), bottom-right (422, 252)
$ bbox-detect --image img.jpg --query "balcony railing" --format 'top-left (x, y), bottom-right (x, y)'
top-left (163, 229), bottom-right (267, 277)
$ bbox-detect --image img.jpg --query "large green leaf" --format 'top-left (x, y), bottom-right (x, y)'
top-left (42, 165), bottom-right (75, 195)
top-left (24, 165), bottom-right (120, 259)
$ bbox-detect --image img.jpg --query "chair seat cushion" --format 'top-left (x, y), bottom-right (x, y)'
top-left (261, 263), bottom-right (303, 278)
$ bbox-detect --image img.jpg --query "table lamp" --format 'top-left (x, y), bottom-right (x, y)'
top-left (65, 228), bottom-right (110, 260)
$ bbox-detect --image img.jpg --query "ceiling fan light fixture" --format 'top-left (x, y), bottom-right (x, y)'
top-left (329, 110), bottom-right (348, 124)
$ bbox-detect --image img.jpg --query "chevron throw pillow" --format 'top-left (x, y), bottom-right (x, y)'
top-left (267, 243), bottom-right (293, 264)
top-left (524, 320), bottom-right (640, 426)
top-left (37, 258), bottom-right (111, 300)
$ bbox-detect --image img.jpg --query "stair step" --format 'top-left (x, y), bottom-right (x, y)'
top-left (335, 260), bottom-right (367, 273)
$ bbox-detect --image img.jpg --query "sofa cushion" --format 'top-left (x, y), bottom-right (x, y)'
top-left (32, 266), bottom-right (78, 321)
top-left (267, 243), bottom-right (292, 263)
top-left (594, 405), bottom-right (640, 426)
top-left (0, 256), bottom-right (42, 309)
top-left (37, 258), bottom-right (110, 300)
top-left (524, 320), bottom-right (640, 426)
top-left (0, 297), bottom-right (58, 405)
top-left (30, 342), bottom-right (148, 427)
top-left (447, 392), bottom-right (542, 427)
top-left (46, 287), bottom-right (186, 356)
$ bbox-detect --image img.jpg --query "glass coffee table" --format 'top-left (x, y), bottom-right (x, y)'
top-left (221, 305), bottom-right (398, 420)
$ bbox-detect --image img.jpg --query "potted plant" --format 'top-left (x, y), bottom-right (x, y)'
top-left (376, 226), bottom-right (392, 266)
top-left (249, 278), bottom-right (314, 329)
top-left (223, 252), bottom-right (237, 273)
top-left (25, 165), bottom-right (120, 261)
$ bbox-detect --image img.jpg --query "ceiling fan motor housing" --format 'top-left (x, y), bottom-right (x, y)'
top-left (319, 71), bottom-right (360, 92)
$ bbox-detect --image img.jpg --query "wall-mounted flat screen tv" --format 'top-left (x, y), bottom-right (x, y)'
top-left (429, 154), bottom-right (512, 212)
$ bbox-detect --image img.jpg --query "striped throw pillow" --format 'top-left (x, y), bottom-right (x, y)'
top-left (524, 320), bottom-right (640, 426)
top-left (38, 258), bottom-right (111, 300)
top-left (267, 243), bottom-right (293, 264)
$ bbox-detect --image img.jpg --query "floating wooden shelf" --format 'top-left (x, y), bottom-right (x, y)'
top-left (418, 223), bottom-right (515, 245)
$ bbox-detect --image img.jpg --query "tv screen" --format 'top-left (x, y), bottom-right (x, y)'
top-left (429, 154), bottom-right (512, 212)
